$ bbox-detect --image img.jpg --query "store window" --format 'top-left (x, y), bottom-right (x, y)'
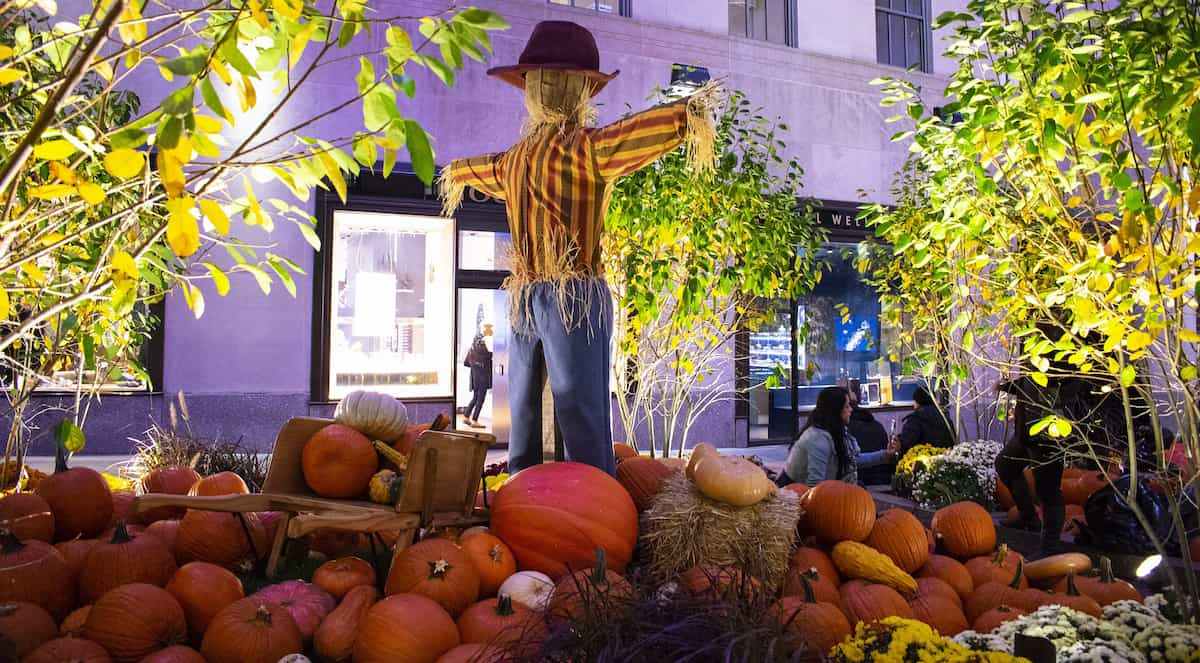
top-left (458, 231), bottom-right (512, 272)
top-left (729, 0), bottom-right (796, 47)
top-left (875, 0), bottom-right (931, 72)
top-left (549, 0), bottom-right (631, 16)
top-left (324, 210), bottom-right (455, 400)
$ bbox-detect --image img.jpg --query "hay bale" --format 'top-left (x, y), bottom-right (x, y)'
top-left (639, 473), bottom-right (801, 591)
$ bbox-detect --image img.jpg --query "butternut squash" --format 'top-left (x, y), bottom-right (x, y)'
top-left (685, 443), bottom-right (718, 481)
top-left (1023, 552), bottom-right (1092, 586)
top-left (313, 584), bottom-right (378, 662)
top-left (832, 540), bottom-right (918, 596)
top-left (691, 455), bottom-right (776, 507)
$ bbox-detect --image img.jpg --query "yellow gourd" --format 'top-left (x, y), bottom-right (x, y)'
top-left (373, 440), bottom-right (408, 472)
top-left (685, 442), bottom-right (718, 481)
top-left (832, 540), bottom-right (918, 596)
top-left (368, 470), bottom-right (403, 504)
top-left (691, 454), bottom-right (776, 507)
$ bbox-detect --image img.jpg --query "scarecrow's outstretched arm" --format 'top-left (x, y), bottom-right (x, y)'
top-left (440, 152), bottom-right (506, 217)
top-left (591, 83), bottom-right (720, 180)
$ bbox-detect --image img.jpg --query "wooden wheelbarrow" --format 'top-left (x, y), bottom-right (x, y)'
top-left (133, 417), bottom-right (495, 576)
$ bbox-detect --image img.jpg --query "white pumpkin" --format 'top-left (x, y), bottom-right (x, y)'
top-left (278, 656), bottom-right (312, 663)
top-left (498, 571), bottom-right (554, 612)
top-left (333, 390), bottom-right (409, 442)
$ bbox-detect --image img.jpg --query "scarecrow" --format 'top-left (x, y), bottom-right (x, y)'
top-left (442, 20), bottom-right (719, 476)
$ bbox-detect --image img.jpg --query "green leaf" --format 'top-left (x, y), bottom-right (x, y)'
top-left (218, 40), bottom-right (258, 79)
top-left (238, 264), bottom-right (273, 294)
top-left (111, 128), bottom-right (147, 150)
top-left (157, 116), bottom-right (183, 149)
top-left (386, 27), bottom-right (416, 61)
top-left (1123, 189), bottom-right (1144, 212)
top-left (203, 262), bottom-right (230, 296)
top-left (293, 217), bottom-right (321, 250)
top-left (163, 48), bottom-right (209, 76)
top-left (82, 334), bottom-right (95, 371)
top-left (267, 259), bottom-right (297, 296)
top-left (1075, 91), bottom-right (1110, 104)
top-left (355, 56), bottom-right (375, 93)
top-left (405, 119), bottom-right (434, 183)
top-left (457, 8), bottom-right (509, 29)
top-left (1063, 9), bottom-right (1096, 23)
top-left (353, 134), bottom-right (376, 167)
top-left (363, 87), bottom-right (398, 132)
top-left (200, 77), bottom-right (229, 121)
top-left (1181, 366), bottom-right (1197, 381)
top-left (55, 418), bottom-right (86, 454)
top-left (422, 55), bottom-right (455, 87)
top-left (1120, 364), bottom-right (1136, 387)
top-left (160, 85), bottom-right (194, 117)
top-left (1032, 371), bottom-right (1048, 387)
top-left (1188, 104), bottom-right (1200, 160)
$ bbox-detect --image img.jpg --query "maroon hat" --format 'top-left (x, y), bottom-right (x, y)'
top-left (487, 20), bottom-right (619, 95)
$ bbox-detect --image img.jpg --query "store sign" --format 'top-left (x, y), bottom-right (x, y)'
top-left (814, 204), bottom-right (870, 233)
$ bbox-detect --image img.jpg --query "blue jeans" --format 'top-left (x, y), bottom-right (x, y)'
top-left (508, 278), bottom-right (615, 476)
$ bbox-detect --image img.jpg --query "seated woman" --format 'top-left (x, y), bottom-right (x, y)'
top-left (782, 386), bottom-right (900, 487)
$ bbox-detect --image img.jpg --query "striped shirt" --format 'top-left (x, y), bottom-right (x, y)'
top-left (446, 99), bottom-right (692, 283)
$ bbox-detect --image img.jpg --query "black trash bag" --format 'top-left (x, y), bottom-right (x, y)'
top-left (1075, 474), bottom-right (1182, 556)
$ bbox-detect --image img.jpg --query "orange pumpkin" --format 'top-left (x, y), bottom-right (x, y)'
top-left (385, 539), bottom-right (480, 617)
top-left (435, 644), bottom-right (505, 663)
top-left (34, 452), bottom-right (113, 541)
top-left (0, 493), bottom-right (54, 542)
top-left (139, 645), bottom-right (207, 663)
top-left (782, 566), bottom-right (840, 604)
top-left (1057, 557), bottom-right (1141, 606)
top-left (145, 519), bottom-right (181, 552)
top-left (353, 593), bottom-right (460, 663)
top-left (54, 538), bottom-right (99, 591)
top-left (909, 593), bottom-right (968, 636)
top-left (548, 548), bottom-right (633, 622)
top-left (108, 490), bottom-right (139, 530)
top-left (0, 601), bottom-right (57, 659)
top-left (313, 557), bottom-right (377, 600)
top-left (803, 480), bottom-right (876, 544)
top-left (60, 605), bottom-right (91, 637)
top-left (838, 578), bottom-right (870, 601)
top-left (679, 566), bottom-right (764, 602)
top-left (490, 462), bottom-right (637, 580)
top-left (781, 482), bottom-right (809, 500)
top-left (167, 562), bottom-right (245, 643)
top-left (200, 598), bottom-right (303, 663)
top-left (930, 502), bottom-right (996, 560)
top-left (771, 571), bottom-right (851, 661)
top-left (964, 562), bottom-right (1030, 622)
top-left (138, 465), bottom-right (202, 522)
top-left (612, 443), bottom-right (639, 461)
top-left (839, 583), bottom-right (914, 623)
top-left (79, 521), bottom-right (177, 603)
top-left (461, 534), bottom-right (516, 598)
top-left (972, 604), bottom-right (1026, 633)
top-left (915, 576), bottom-right (962, 609)
top-left (23, 637), bottom-right (112, 663)
top-left (917, 555), bottom-right (974, 601)
top-left (314, 584), bottom-right (377, 663)
top-left (1045, 571), bottom-right (1102, 617)
top-left (0, 529), bottom-right (75, 621)
top-left (175, 509), bottom-right (267, 571)
top-left (1063, 472), bottom-right (1107, 506)
top-left (788, 546), bottom-right (840, 585)
top-left (188, 472), bottom-right (249, 497)
top-left (965, 544), bottom-right (1027, 590)
top-left (301, 424), bottom-right (378, 498)
top-left (865, 509), bottom-right (929, 573)
top-left (615, 456), bottom-right (673, 511)
top-left (457, 595), bottom-right (538, 647)
top-left (83, 583), bottom-right (187, 662)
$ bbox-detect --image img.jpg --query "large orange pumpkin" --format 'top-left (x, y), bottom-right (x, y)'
top-left (839, 583), bottom-right (913, 623)
top-left (188, 472), bottom-right (249, 497)
top-left (460, 533), bottom-right (516, 598)
top-left (456, 595), bottom-right (538, 648)
top-left (615, 457), bottom-right (673, 512)
top-left (612, 443), bottom-right (639, 461)
top-left (83, 583), bottom-right (187, 662)
top-left (435, 644), bottom-right (505, 663)
top-left (865, 509), bottom-right (929, 573)
top-left (108, 491), bottom-right (140, 531)
top-left (915, 576), bottom-right (962, 609)
top-left (138, 465), bottom-right (202, 522)
top-left (916, 554), bottom-right (974, 601)
top-left (680, 566), bottom-right (765, 602)
top-left (802, 480), bottom-right (876, 544)
top-left (34, 452), bottom-right (113, 541)
top-left (313, 556), bottom-right (377, 600)
top-left (301, 424), bottom-right (378, 499)
top-left (1058, 557), bottom-right (1142, 605)
top-left (1045, 571), bottom-right (1101, 617)
top-left (0, 530), bottom-right (74, 620)
top-left (145, 519), bottom-right (180, 552)
top-left (175, 509), bottom-right (267, 571)
top-left (167, 562), bottom-right (245, 643)
top-left (965, 544), bottom-right (1026, 589)
top-left (909, 593), bottom-right (968, 636)
top-left (200, 598), bottom-right (303, 663)
top-left (972, 604), bottom-right (1026, 633)
top-left (0, 601), bottom-right (57, 659)
top-left (0, 493), bottom-right (54, 542)
top-left (79, 521), bottom-right (177, 603)
top-left (771, 570), bottom-right (851, 662)
top-left (964, 562), bottom-right (1030, 622)
top-left (54, 537), bottom-right (98, 584)
top-left (490, 462), bottom-right (638, 580)
top-left (139, 645), bottom-right (207, 663)
top-left (549, 549), bottom-right (633, 622)
top-left (353, 593), bottom-right (460, 663)
top-left (23, 637), bottom-right (112, 663)
top-left (385, 539), bottom-right (480, 617)
top-left (1063, 472), bottom-right (1107, 506)
top-left (788, 546), bottom-right (840, 586)
top-left (930, 502), bottom-right (996, 560)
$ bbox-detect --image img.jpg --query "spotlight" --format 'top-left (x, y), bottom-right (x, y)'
top-left (1135, 554), bottom-right (1162, 578)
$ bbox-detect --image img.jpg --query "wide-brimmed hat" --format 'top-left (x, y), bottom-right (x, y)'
top-left (487, 20), bottom-right (619, 95)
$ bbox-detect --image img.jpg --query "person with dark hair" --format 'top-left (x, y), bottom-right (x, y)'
top-left (782, 386), bottom-right (900, 487)
top-left (895, 386), bottom-right (956, 454)
top-left (461, 326), bottom-right (494, 429)
top-left (995, 376), bottom-right (1067, 554)
top-left (847, 380), bottom-right (892, 485)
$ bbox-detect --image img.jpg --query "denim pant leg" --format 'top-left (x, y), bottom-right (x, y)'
top-left (507, 328), bottom-right (544, 474)
top-left (534, 279), bottom-right (616, 476)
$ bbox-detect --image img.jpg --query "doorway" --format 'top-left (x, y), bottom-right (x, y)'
top-left (456, 288), bottom-right (511, 446)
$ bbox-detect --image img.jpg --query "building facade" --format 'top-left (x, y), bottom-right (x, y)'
top-left (14, 0), bottom-right (969, 454)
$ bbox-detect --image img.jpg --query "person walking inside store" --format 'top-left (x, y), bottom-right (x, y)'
top-left (462, 324), bottom-right (494, 429)
top-left (894, 386), bottom-right (956, 454)
top-left (781, 386), bottom-right (900, 487)
top-left (441, 21), bottom-right (719, 475)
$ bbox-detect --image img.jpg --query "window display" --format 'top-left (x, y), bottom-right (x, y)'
top-left (327, 210), bottom-right (455, 399)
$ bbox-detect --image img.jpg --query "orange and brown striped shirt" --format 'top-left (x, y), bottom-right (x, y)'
top-left (446, 99), bottom-right (692, 283)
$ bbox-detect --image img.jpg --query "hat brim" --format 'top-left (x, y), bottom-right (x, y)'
top-left (487, 64), bottom-right (619, 96)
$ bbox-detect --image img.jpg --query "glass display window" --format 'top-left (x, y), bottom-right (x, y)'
top-left (327, 210), bottom-right (455, 399)
top-left (458, 231), bottom-right (512, 272)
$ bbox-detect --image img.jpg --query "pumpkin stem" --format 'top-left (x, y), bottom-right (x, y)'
top-left (590, 547), bottom-right (608, 584)
top-left (0, 529), bottom-right (24, 555)
top-left (992, 544), bottom-right (1010, 565)
top-left (1064, 570), bottom-right (1081, 597)
top-left (428, 558), bottom-right (451, 579)
top-left (1008, 560), bottom-right (1025, 589)
top-left (489, 544), bottom-right (503, 563)
top-left (1098, 556), bottom-right (1115, 583)
top-left (496, 594), bottom-right (514, 616)
top-left (109, 520), bottom-right (133, 544)
top-left (54, 436), bottom-right (69, 474)
top-left (253, 604), bottom-right (273, 625)
top-left (798, 568), bottom-right (818, 604)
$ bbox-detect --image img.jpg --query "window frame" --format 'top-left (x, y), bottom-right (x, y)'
top-left (728, 0), bottom-right (798, 47)
top-left (548, 0), bottom-right (632, 17)
top-left (874, 0), bottom-right (934, 73)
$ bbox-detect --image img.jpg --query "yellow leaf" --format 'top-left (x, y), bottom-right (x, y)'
top-left (0, 68), bottom-right (25, 84)
top-left (194, 114), bottom-right (222, 133)
top-left (0, 288), bottom-right (7, 320)
top-left (110, 250), bottom-right (138, 289)
top-left (29, 183), bottom-right (77, 199)
top-left (277, 0), bottom-right (304, 21)
top-left (1126, 330), bottom-right (1153, 351)
top-left (166, 197), bottom-right (199, 257)
top-left (158, 151), bottom-right (186, 197)
top-left (22, 263), bottom-right (45, 284)
top-left (289, 20), bottom-right (318, 68)
top-left (0, 46), bottom-right (13, 60)
top-left (243, 176), bottom-right (264, 226)
top-left (211, 58), bottom-right (232, 85)
top-left (118, 2), bottom-right (147, 45)
top-left (40, 232), bottom-right (65, 247)
top-left (104, 148), bottom-right (145, 179)
top-left (76, 181), bottom-right (105, 205)
top-left (93, 58), bottom-right (113, 82)
top-left (166, 135), bottom-right (193, 165)
top-left (247, 0), bottom-right (270, 28)
top-left (33, 139), bottom-right (75, 160)
top-left (49, 161), bottom-right (77, 185)
top-left (199, 199), bottom-right (231, 235)
top-left (158, 65), bottom-right (174, 82)
top-left (1180, 329), bottom-right (1200, 343)
top-left (236, 74), bottom-right (256, 112)
top-left (316, 150), bottom-right (346, 202)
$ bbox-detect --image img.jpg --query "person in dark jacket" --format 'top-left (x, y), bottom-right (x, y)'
top-left (895, 387), bottom-right (956, 454)
top-left (995, 376), bottom-right (1066, 555)
top-left (462, 328), bottom-right (494, 428)
top-left (847, 380), bottom-right (892, 485)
